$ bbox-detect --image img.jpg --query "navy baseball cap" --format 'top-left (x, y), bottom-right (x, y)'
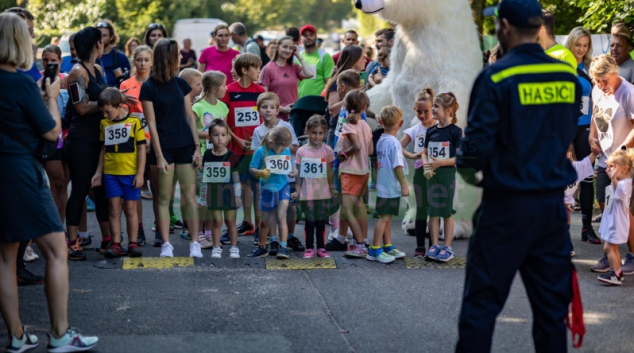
top-left (483, 0), bottom-right (543, 29)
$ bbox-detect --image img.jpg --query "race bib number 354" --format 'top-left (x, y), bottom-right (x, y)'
top-left (266, 155), bottom-right (292, 175)
top-left (203, 162), bottom-right (230, 183)
top-left (105, 123), bottom-right (132, 146)
top-left (234, 107), bottom-right (260, 127)
top-left (300, 157), bottom-right (326, 179)
top-left (428, 141), bottom-right (449, 160)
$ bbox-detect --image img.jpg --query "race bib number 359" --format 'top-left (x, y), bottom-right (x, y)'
top-left (234, 107), bottom-right (260, 127)
top-left (428, 141), bottom-right (449, 160)
top-left (300, 157), bottom-right (326, 179)
top-left (266, 155), bottom-right (292, 175)
top-left (203, 162), bottom-right (230, 183)
top-left (105, 123), bottom-right (132, 146)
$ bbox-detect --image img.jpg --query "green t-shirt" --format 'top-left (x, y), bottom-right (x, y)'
top-left (298, 49), bottom-right (335, 98)
top-left (192, 98), bottom-right (229, 154)
top-left (545, 43), bottom-right (578, 71)
top-left (630, 49), bottom-right (634, 61)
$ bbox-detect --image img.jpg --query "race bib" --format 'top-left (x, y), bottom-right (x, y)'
top-left (234, 107), bottom-right (260, 127)
top-left (309, 64), bottom-right (317, 79)
top-left (414, 134), bottom-right (425, 153)
top-left (105, 123), bottom-right (132, 146)
top-left (428, 141), bottom-right (449, 160)
top-left (203, 162), bottom-right (230, 183)
top-left (605, 185), bottom-right (614, 213)
top-left (266, 155), bottom-right (292, 175)
top-left (565, 181), bottom-right (579, 197)
top-left (300, 157), bottom-right (326, 179)
top-left (334, 117), bottom-right (345, 137)
top-left (581, 96), bottom-right (589, 116)
top-left (131, 113), bottom-right (148, 134)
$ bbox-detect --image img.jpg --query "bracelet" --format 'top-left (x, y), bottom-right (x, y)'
top-left (340, 152), bottom-right (348, 160)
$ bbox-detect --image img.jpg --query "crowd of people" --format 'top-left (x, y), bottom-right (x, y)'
top-left (3, 1), bottom-right (634, 350)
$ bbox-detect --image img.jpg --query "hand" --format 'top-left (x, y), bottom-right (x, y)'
top-left (424, 170), bottom-right (435, 179)
top-left (411, 151), bottom-right (423, 159)
top-left (235, 197), bottom-right (243, 208)
top-left (401, 184), bottom-right (409, 197)
top-left (157, 156), bottom-right (169, 174)
top-left (330, 188), bottom-right (339, 198)
top-left (337, 153), bottom-right (347, 162)
top-left (133, 173), bottom-right (144, 188)
top-left (91, 173), bottom-right (102, 187)
top-left (565, 203), bottom-right (574, 213)
top-left (192, 148), bottom-right (202, 168)
top-left (293, 45), bottom-right (301, 58)
top-left (235, 137), bottom-right (251, 151)
top-left (119, 88), bottom-right (139, 106)
top-left (590, 142), bottom-right (602, 155)
top-left (289, 170), bottom-right (298, 178)
top-left (374, 70), bottom-right (384, 84)
top-left (290, 191), bottom-right (299, 200)
top-left (258, 169), bottom-right (271, 179)
top-left (39, 76), bottom-right (61, 101)
top-left (281, 104), bottom-right (293, 114)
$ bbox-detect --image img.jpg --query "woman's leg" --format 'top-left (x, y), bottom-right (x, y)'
top-left (45, 160), bottom-right (67, 222)
top-left (0, 241), bottom-right (22, 337)
top-left (175, 164), bottom-right (199, 241)
top-left (66, 140), bottom-right (99, 242)
top-left (150, 167), bottom-right (160, 227)
top-left (152, 164), bottom-right (175, 242)
top-left (224, 209), bottom-right (238, 246)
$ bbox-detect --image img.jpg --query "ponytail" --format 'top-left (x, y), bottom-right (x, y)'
top-left (416, 86), bottom-right (435, 103)
top-left (343, 90), bottom-right (369, 125)
top-left (434, 91), bottom-right (459, 124)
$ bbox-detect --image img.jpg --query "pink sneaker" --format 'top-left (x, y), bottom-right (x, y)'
top-left (317, 248), bottom-right (331, 258)
top-left (303, 249), bottom-right (315, 258)
top-left (345, 245), bottom-right (367, 258)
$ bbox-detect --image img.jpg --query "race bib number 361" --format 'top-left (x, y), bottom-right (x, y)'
top-left (234, 107), bottom-right (260, 127)
top-left (105, 123), bottom-right (132, 146)
top-left (203, 162), bottom-right (230, 183)
top-left (300, 157), bottom-right (326, 179)
top-left (428, 141), bottom-right (449, 160)
top-left (266, 155), bottom-right (292, 175)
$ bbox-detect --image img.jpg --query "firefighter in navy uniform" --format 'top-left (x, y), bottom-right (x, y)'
top-left (455, 0), bottom-right (582, 352)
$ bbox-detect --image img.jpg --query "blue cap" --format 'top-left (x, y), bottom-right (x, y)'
top-left (483, 0), bottom-right (543, 29)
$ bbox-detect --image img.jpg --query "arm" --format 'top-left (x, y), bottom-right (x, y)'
top-left (229, 127), bottom-right (250, 150)
top-left (91, 147), bottom-right (105, 187)
top-left (134, 144), bottom-right (147, 188)
top-left (327, 161), bottom-right (338, 197)
top-left (368, 73), bottom-right (376, 87)
top-left (328, 91), bottom-right (343, 119)
top-left (184, 95), bottom-right (202, 166)
top-left (338, 133), bottom-right (361, 161)
top-left (232, 171), bottom-right (243, 208)
top-left (68, 67), bottom-right (100, 116)
top-left (620, 119), bottom-right (634, 149)
top-left (589, 116), bottom-right (602, 154)
top-left (295, 47), bottom-right (314, 79)
top-left (394, 166), bottom-right (409, 197)
top-left (198, 62), bottom-right (206, 72)
top-left (40, 76), bottom-right (62, 141)
top-left (291, 175), bottom-right (303, 199)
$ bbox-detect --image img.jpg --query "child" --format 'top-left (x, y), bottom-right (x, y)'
top-left (202, 119), bottom-right (241, 258)
top-left (221, 53), bottom-right (265, 240)
top-left (91, 88), bottom-right (146, 258)
top-left (369, 106), bottom-right (408, 263)
top-left (368, 47), bottom-right (390, 87)
top-left (251, 92), bottom-right (304, 252)
top-left (564, 151), bottom-right (597, 257)
top-left (422, 92), bottom-right (462, 262)
top-left (248, 127), bottom-right (297, 259)
top-left (596, 149), bottom-right (634, 285)
top-left (192, 71), bottom-right (229, 248)
top-left (400, 87), bottom-right (436, 257)
top-left (120, 45), bottom-right (153, 246)
top-left (291, 115), bottom-right (336, 258)
top-left (337, 90), bottom-right (373, 258)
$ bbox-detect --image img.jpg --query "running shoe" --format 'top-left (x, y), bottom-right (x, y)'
top-left (23, 246), bottom-right (39, 262)
top-left (104, 243), bottom-right (125, 259)
top-left (414, 247), bottom-right (426, 258)
top-left (383, 245), bottom-right (406, 259)
top-left (247, 246), bottom-right (269, 258)
top-left (137, 228), bottom-right (146, 246)
top-left (622, 252), bottom-right (634, 275)
top-left (591, 255), bottom-right (610, 273)
top-left (153, 232), bottom-right (162, 247)
top-left (366, 247), bottom-right (395, 263)
top-left (344, 244), bottom-right (368, 258)
top-left (220, 233), bottom-right (231, 245)
top-left (288, 236), bottom-right (305, 252)
top-left (598, 270), bottom-right (623, 286)
top-left (98, 241), bottom-right (111, 255)
top-left (160, 243), bottom-right (174, 258)
top-left (303, 249), bottom-right (315, 258)
top-left (78, 236), bottom-right (93, 250)
top-left (67, 240), bottom-right (86, 261)
top-left (128, 243), bottom-right (142, 258)
top-left (230, 247), bottom-right (240, 259)
top-left (189, 242), bottom-right (203, 258)
top-left (581, 228), bottom-right (601, 244)
top-left (236, 221), bottom-right (254, 235)
top-left (424, 245), bottom-right (441, 261)
top-left (269, 241), bottom-right (280, 256)
top-left (325, 238), bottom-right (347, 251)
top-left (317, 248), bottom-right (331, 258)
top-left (199, 234), bottom-right (213, 249)
top-left (5, 326), bottom-right (38, 353)
top-left (252, 228), bottom-right (260, 245)
top-left (211, 247), bottom-right (222, 259)
top-left (180, 228), bottom-right (191, 240)
top-left (17, 267), bottom-right (44, 286)
top-left (85, 197), bottom-right (95, 212)
top-left (46, 327), bottom-right (98, 352)
top-left (170, 216), bottom-right (183, 229)
top-left (276, 247), bottom-right (290, 259)
top-left (435, 246), bottom-right (454, 262)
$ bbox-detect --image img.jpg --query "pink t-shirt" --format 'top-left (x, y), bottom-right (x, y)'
top-left (198, 46), bottom-right (240, 84)
top-left (295, 144), bottom-right (335, 200)
top-left (258, 62), bottom-right (302, 121)
top-left (339, 120), bottom-right (372, 175)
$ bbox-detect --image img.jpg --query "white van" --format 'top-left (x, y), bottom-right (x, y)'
top-left (172, 18), bottom-right (227, 56)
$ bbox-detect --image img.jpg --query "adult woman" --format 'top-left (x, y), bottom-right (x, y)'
top-left (143, 23), bottom-right (167, 48)
top-left (266, 40), bottom-right (277, 60)
top-left (564, 27), bottom-right (600, 244)
top-left (125, 37), bottom-right (141, 58)
top-left (258, 36), bottom-right (314, 120)
top-left (0, 13), bottom-right (98, 351)
top-left (95, 20), bottom-right (130, 87)
top-left (198, 24), bottom-right (240, 83)
top-left (140, 38), bottom-right (202, 258)
top-left (589, 54), bottom-right (634, 274)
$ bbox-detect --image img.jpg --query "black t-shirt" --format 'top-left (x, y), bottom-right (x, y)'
top-left (203, 149), bottom-right (240, 204)
top-left (140, 76), bottom-right (193, 149)
top-left (327, 83), bottom-right (338, 131)
top-left (424, 124), bottom-right (463, 167)
top-left (180, 49), bottom-right (197, 67)
top-left (0, 69), bottom-right (56, 157)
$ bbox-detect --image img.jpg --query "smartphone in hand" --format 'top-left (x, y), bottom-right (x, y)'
top-left (41, 62), bottom-right (59, 91)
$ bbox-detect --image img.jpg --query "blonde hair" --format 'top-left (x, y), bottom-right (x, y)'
top-left (257, 92), bottom-right (280, 110)
top-left (589, 54), bottom-right (619, 81)
top-left (607, 148), bottom-right (634, 174)
top-left (0, 13), bottom-right (33, 70)
top-left (416, 87), bottom-right (435, 103)
top-left (564, 27), bottom-right (593, 69)
top-left (200, 70), bottom-right (226, 99)
top-left (379, 105), bottom-right (403, 129)
top-left (178, 68), bottom-right (202, 84)
top-left (343, 90), bottom-right (369, 125)
top-left (261, 126), bottom-right (292, 149)
top-left (434, 92), bottom-right (459, 125)
top-left (131, 44), bottom-right (152, 61)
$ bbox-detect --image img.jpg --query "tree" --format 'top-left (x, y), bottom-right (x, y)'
top-left (570, 0), bottom-right (632, 32)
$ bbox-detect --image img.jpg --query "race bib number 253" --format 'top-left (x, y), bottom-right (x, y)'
top-left (234, 107), bottom-right (260, 127)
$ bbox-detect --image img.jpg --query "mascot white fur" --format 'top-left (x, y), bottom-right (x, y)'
top-left (356, 0), bottom-right (483, 238)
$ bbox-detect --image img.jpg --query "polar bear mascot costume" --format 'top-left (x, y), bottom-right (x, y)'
top-left (356, 0), bottom-right (483, 238)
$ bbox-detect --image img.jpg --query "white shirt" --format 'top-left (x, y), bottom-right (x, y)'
top-left (403, 122), bottom-right (433, 169)
top-left (252, 120), bottom-right (299, 182)
top-left (599, 177), bottom-right (632, 245)
top-left (592, 79), bottom-right (634, 167)
top-left (564, 156), bottom-right (595, 207)
top-left (376, 134), bottom-right (407, 198)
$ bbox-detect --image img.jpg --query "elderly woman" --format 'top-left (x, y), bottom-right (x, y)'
top-left (0, 13), bottom-right (98, 352)
top-left (589, 54), bottom-right (634, 274)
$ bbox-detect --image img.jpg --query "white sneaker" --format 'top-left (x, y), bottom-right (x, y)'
top-left (346, 228), bottom-right (353, 237)
top-left (230, 247), bottom-right (240, 259)
top-left (199, 234), bottom-right (213, 249)
top-left (211, 247), bottom-right (222, 258)
top-left (23, 247), bottom-right (38, 262)
top-left (47, 327), bottom-right (98, 352)
top-left (160, 242), bottom-right (174, 258)
top-left (189, 241), bottom-right (203, 258)
top-left (6, 325), bottom-right (38, 353)
top-left (328, 229), bottom-right (338, 241)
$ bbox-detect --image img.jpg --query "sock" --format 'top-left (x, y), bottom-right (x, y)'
top-left (363, 238), bottom-right (368, 244)
top-left (213, 245), bottom-right (221, 250)
top-left (349, 238), bottom-right (357, 246)
top-left (371, 245), bottom-right (381, 250)
top-left (357, 242), bottom-right (366, 249)
top-left (78, 231), bottom-right (88, 239)
top-left (383, 243), bottom-right (392, 248)
top-left (336, 235), bottom-right (347, 244)
top-left (205, 230), bottom-right (211, 237)
top-left (138, 223), bottom-right (144, 230)
top-left (231, 245), bottom-right (238, 250)
top-left (280, 241), bottom-right (287, 248)
top-left (270, 236), bottom-right (279, 243)
top-left (102, 236), bottom-right (112, 243)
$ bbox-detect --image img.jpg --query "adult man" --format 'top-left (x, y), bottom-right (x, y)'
top-left (229, 22), bottom-right (260, 56)
top-left (298, 24), bottom-right (335, 98)
top-left (610, 33), bottom-right (634, 83)
top-left (179, 38), bottom-right (197, 71)
top-left (611, 21), bottom-right (634, 60)
top-left (457, 0), bottom-right (582, 351)
top-left (332, 30), bottom-right (370, 68)
top-left (538, 9), bottom-right (577, 69)
top-left (365, 28), bottom-right (394, 87)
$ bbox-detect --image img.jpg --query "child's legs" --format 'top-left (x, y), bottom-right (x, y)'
top-left (276, 200), bottom-right (290, 242)
top-left (443, 216), bottom-right (455, 247)
top-left (224, 209), bottom-right (238, 246)
top-left (287, 203), bottom-right (296, 235)
top-left (210, 210), bottom-right (224, 247)
top-left (107, 197), bottom-right (123, 243)
top-left (354, 197), bottom-right (368, 242)
top-left (429, 217), bottom-right (440, 245)
top-left (604, 242), bottom-right (622, 272)
top-left (123, 200), bottom-right (138, 243)
top-left (261, 210), bottom-right (276, 245)
top-left (315, 220), bottom-right (327, 249)
top-left (304, 202), bottom-right (316, 249)
top-left (253, 181), bottom-right (260, 228)
top-left (372, 216), bottom-right (390, 247)
top-left (342, 195), bottom-right (363, 243)
top-left (175, 164), bottom-right (199, 241)
top-left (382, 215), bottom-right (393, 246)
top-left (137, 198), bottom-right (143, 228)
top-left (414, 168), bottom-right (429, 249)
top-left (242, 177), bottom-right (253, 224)
top-left (628, 213), bottom-right (634, 254)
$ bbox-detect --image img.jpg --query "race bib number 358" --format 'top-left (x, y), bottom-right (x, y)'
top-left (428, 141), bottom-right (449, 160)
top-left (105, 123), bottom-right (132, 146)
top-left (300, 157), bottom-right (326, 179)
top-left (266, 155), bottom-right (292, 175)
top-left (203, 162), bottom-right (230, 183)
top-left (234, 107), bottom-right (260, 127)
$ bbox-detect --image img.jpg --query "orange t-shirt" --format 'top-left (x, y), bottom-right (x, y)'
top-left (120, 77), bottom-right (150, 140)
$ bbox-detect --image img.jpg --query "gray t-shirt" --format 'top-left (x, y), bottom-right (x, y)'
top-left (242, 38), bottom-right (261, 56)
top-left (618, 59), bottom-right (634, 84)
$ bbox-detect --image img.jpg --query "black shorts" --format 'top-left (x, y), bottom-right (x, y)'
top-left (375, 196), bottom-right (401, 216)
top-left (207, 183), bottom-right (239, 211)
top-left (148, 144), bottom-right (195, 165)
top-left (46, 147), bottom-right (65, 162)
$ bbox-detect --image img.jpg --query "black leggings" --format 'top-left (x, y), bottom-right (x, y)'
top-left (65, 139), bottom-right (108, 226)
top-left (305, 220), bottom-right (327, 249)
top-left (413, 168), bottom-right (431, 249)
top-left (573, 124), bottom-right (593, 229)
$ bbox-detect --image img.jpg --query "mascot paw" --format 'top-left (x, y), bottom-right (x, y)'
top-left (402, 208), bottom-right (416, 235)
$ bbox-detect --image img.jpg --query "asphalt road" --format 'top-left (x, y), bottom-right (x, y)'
top-left (3, 196), bottom-right (634, 353)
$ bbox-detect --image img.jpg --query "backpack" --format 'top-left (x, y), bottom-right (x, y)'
top-left (245, 38), bottom-right (269, 68)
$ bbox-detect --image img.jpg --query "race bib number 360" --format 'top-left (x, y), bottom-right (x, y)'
top-left (414, 134), bottom-right (425, 153)
top-left (428, 141), bottom-right (449, 160)
top-left (300, 157), bottom-right (326, 179)
top-left (105, 123), bottom-right (132, 146)
top-left (266, 155), bottom-right (292, 175)
top-left (234, 107), bottom-right (260, 127)
top-left (203, 162), bottom-right (230, 183)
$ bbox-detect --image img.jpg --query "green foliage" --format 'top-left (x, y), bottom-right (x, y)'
top-left (570, 0), bottom-right (632, 32)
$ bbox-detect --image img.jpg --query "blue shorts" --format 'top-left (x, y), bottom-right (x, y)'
top-left (104, 175), bottom-right (140, 201)
top-left (260, 183), bottom-right (291, 212)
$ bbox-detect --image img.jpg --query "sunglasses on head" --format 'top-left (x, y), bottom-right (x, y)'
top-left (96, 22), bottom-right (108, 28)
top-left (147, 23), bottom-right (165, 31)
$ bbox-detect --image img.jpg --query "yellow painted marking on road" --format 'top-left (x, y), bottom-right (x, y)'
top-left (266, 257), bottom-right (337, 270)
top-left (122, 257), bottom-right (194, 270)
top-left (404, 257), bottom-right (466, 269)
